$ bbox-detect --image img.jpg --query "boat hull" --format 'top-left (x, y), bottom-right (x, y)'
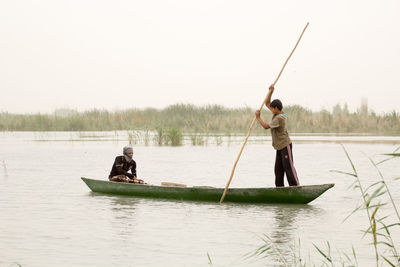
top-left (81, 177), bottom-right (334, 204)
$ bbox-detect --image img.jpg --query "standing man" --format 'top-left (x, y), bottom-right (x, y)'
top-left (255, 84), bottom-right (300, 187)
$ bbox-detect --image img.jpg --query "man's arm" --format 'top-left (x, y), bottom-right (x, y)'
top-left (265, 84), bottom-right (275, 112)
top-left (255, 110), bottom-right (270, 129)
top-left (114, 157), bottom-right (134, 178)
top-left (131, 162), bottom-right (137, 179)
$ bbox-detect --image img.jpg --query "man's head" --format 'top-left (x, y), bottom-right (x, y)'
top-left (123, 146), bottom-right (133, 160)
top-left (270, 99), bottom-right (283, 114)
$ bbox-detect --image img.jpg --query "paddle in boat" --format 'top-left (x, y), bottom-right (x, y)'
top-left (81, 177), bottom-right (334, 204)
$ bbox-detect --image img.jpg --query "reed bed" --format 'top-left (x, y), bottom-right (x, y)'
top-left (0, 104), bottom-right (399, 135)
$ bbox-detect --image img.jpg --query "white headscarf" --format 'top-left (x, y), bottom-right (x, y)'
top-left (123, 146), bottom-right (133, 162)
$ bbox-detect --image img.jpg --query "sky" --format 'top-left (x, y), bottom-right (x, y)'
top-left (0, 0), bottom-right (399, 114)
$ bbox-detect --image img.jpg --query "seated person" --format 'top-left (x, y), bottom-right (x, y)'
top-left (109, 146), bottom-right (145, 184)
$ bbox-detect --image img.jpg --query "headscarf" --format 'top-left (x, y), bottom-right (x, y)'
top-left (123, 146), bottom-right (133, 162)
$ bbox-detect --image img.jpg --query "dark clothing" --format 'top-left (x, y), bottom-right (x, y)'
top-left (109, 156), bottom-right (136, 179)
top-left (274, 143), bottom-right (300, 187)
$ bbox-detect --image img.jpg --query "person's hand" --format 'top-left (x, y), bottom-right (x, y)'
top-left (255, 110), bottom-right (261, 118)
top-left (269, 84), bottom-right (275, 91)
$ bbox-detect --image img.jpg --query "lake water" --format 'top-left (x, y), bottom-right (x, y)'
top-left (1, 132), bottom-right (399, 266)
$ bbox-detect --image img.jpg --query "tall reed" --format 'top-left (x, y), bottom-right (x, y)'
top-left (164, 127), bottom-right (182, 146)
top-left (1, 103), bottom-right (399, 135)
top-left (331, 145), bottom-right (400, 266)
top-left (331, 145), bottom-right (379, 266)
top-left (154, 127), bottom-right (165, 146)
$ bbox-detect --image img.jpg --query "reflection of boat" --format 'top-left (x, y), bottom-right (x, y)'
top-left (81, 177), bottom-right (334, 204)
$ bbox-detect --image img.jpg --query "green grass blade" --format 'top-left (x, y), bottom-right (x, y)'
top-left (364, 181), bottom-right (383, 191)
top-left (313, 244), bottom-right (332, 263)
top-left (376, 215), bottom-right (390, 222)
top-left (342, 204), bottom-right (363, 222)
top-left (352, 246), bottom-right (358, 267)
top-left (207, 252), bottom-right (213, 265)
top-left (368, 232), bottom-right (387, 238)
top-left (366, 186), bottom-right (385, 207)
top-left (377, 241), bottom-right (394, 248)
top-left (347, 180), bottom-right (358, 190)
top-left (343, 251), bottom-right (352, 262)
top-left (360, 202), bottom-right (388, 210)
top-left (377, 147), bottom-right (400, 164)
top-left (367, 153), bottom-right (400, 223)
top-left (382, 153), bottom-right (400, 157)
top-left (377, 158), bottom-right (394, 165)
top-left (340, 144), bottom-right (358, 176)
top-left (380, 223), bottom-right (400, 229)
top-left (330, 170), bottom-right (357, 177)
top-left (381, 255), bottom-right (396, 267)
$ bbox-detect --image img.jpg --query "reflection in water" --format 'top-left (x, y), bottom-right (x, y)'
top-left (88, 192), bottom-right (324, 266)
top-left (2, 160), bottom-right (8, 178)
top-left (108, 196), bottom-right (139, 241)
top-left (205, 202), bottom-right (324, 266)
top-left (89, 193), bottom-right (139, 239)
top-left (268, 204), bottom-right (322, 265)
top-left (108, 195), bottom-right (140, 210)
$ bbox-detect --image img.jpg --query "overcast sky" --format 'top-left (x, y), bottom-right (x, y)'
top-left (0, 0), bottom-right (399, 114)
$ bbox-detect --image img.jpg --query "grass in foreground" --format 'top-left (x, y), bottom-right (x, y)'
top-left (241, 145), bottom-right (400, 267)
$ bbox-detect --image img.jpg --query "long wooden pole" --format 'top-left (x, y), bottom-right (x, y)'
top-left (220, 22), bottom-right (309, 203)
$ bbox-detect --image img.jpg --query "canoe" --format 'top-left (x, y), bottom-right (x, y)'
top-left (81, 177), bottom-right (334, 204)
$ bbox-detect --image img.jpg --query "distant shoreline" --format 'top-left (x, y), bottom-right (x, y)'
top-left (1, 104), bottom-right (399, 135)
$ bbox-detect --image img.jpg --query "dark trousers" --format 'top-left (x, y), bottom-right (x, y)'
top-left (274, 143), bottom-right (300, 187)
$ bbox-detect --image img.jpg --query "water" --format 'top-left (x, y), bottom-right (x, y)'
top-left (0, 132), bottom-right (399, 266)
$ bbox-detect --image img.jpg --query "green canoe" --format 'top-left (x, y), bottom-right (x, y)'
top-left (81, 177), bottom-right (334, 204)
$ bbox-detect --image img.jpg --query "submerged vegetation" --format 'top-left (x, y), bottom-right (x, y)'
top-left (0, 103), bottom-right (399, 135)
